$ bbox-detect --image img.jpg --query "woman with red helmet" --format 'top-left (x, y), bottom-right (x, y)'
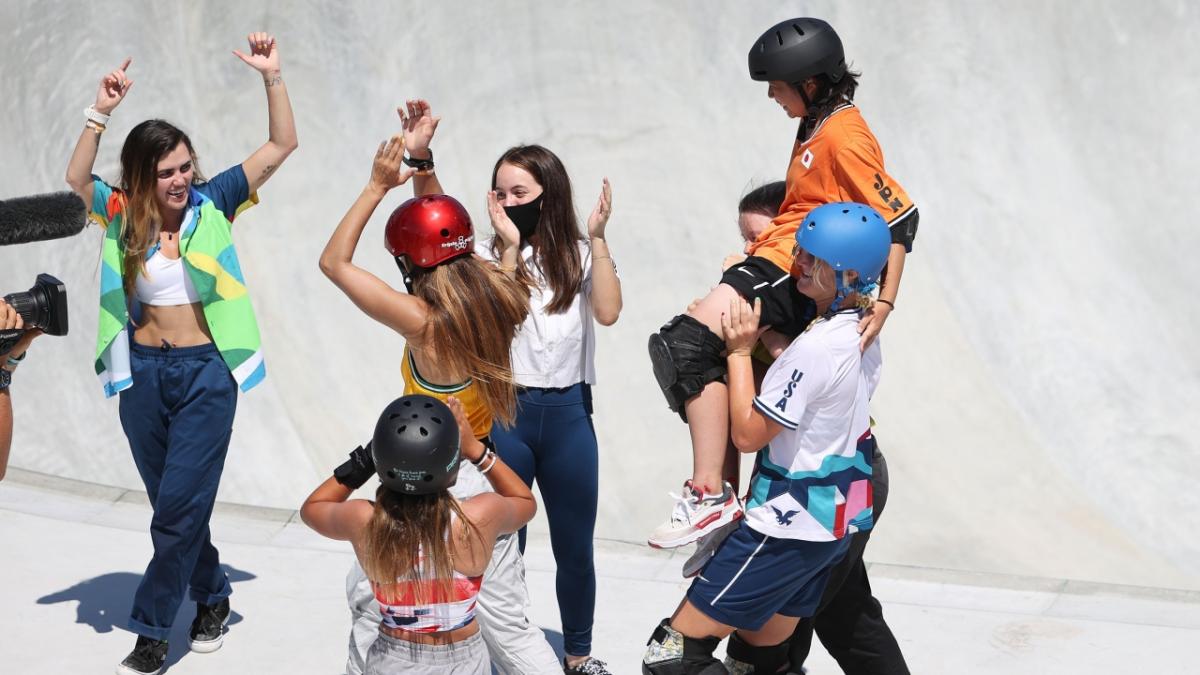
top-left (320, 133), bottom-right (566, 674)
top-left (399, 99), bottom-right (623, 675)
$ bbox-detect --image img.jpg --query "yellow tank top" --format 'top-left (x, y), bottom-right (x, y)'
top-left (400, 347), bottom-right (493, 439)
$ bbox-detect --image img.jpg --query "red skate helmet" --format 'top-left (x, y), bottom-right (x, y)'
top-left (384, 195), bottom-right (475, 268)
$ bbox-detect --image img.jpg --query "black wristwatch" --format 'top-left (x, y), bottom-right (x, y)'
top-left (0, 368), bottom-right (11, 391)
top-left (403, 149), bottom-right (434, 172)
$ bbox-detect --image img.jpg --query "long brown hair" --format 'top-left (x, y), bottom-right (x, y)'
top-left (361, 487), bottom-right (483, 601)
top-left (411, 255), bottom-right (530, 425)
top-left (117, 119), bottom-right (204, 298)
top-left (490, 145), bottom-right (584, 314)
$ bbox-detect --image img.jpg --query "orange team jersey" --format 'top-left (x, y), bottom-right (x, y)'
top-left (400, 347), bottom-right (493, 439)
top-left (747, 103), bottom-right (916, 273)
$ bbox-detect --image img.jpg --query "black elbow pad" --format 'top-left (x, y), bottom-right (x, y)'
top-left (889, 207), bottom-right (919, 253)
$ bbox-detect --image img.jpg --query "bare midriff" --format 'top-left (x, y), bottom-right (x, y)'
top-left (380, 619), bottom-right (480, 645)
top-left (132, 302), bottom-right (214, 348)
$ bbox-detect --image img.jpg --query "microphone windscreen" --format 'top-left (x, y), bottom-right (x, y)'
top-left (0, 191), bottom-right (89, 246)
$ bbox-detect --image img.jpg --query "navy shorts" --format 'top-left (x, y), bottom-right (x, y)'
top-left (687, 522), bottom-right (850, 630)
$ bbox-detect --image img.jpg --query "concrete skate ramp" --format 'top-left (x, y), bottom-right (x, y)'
top-left (3, 1), bottom-right (1197, 589)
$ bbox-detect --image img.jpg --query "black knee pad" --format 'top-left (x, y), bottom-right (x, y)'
top-left (648, 314), bottom-right (727, 422)
top-left (724, 631), bottom-right (791, 674)
top-left (643, 618), bottom-right (729, 675)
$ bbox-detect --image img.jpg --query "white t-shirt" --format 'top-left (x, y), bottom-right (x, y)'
top-left (743, 311), bottom-right (881, 541)
top-left (476, 238), bottom-right (600, 388)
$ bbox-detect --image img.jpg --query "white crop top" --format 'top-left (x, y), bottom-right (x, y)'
top-left (135, 251), bottom-right (201, 306)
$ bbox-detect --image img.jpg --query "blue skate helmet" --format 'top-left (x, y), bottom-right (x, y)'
top-left (795, 202), bottom-right (891, 311)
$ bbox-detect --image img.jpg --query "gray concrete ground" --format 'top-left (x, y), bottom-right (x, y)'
top-left (2, 468), bottom-right (1196, 674)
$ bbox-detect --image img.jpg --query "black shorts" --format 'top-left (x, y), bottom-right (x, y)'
top-left (720, 256), bottom-right (816, 337)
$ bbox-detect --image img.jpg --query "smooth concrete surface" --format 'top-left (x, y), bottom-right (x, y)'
top-left (2, 0), bottom-right (1198, 602)
top-left (2, 470), bottom-right (1198, 674)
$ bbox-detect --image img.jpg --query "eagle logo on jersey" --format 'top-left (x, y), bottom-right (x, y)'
top-left (772, 505), bottom-right (800, 526)
top-left (774, 369), bottom-right (804, 413)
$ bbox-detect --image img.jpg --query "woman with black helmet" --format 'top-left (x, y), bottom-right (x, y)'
top-left (646, 17), bottom-right (920, 558)
top-left (319, 131), bottom-right (563, 673)
top-left (302, 394), bottom-right (537, 673)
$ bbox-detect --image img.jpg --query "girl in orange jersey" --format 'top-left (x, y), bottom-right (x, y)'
top-left (647, 18), bottom-right (919, 550)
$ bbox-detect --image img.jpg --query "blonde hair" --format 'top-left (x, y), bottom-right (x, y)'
top-left (361, 487), bottom-right (483, 602)
top-left (412, 255), bottom-right (530, 425)
top-left (117, 120), bottom-right (204, 299)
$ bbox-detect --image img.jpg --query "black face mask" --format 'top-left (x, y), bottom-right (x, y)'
top-left (503, 194), bottom-right (544, 240)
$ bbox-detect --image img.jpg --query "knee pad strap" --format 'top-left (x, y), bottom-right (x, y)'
top-left (648, 314), bottom-right (727, 421)
top-left (724, 631), bottom-right (791, 674)
top-left (643, 618), bottom-right (728, 675)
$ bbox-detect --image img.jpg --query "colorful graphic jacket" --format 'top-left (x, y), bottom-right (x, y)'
top-left (89, 169), bottom-right (264, 397)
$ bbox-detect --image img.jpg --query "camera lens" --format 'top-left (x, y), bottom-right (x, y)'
top-left (3, 290), bottom-right (45, 328)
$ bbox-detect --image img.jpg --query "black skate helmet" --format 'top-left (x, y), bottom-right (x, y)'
top-left (748, 18), bottom-right (846, 85)
top-left (371, 395), bottom-right (461, 495)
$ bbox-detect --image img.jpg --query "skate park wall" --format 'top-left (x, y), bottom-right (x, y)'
top-left (2, 1), bottom-right (1197, 589)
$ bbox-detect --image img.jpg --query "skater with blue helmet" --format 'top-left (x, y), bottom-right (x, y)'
top-left (647, 17), bottom-right (919, 556)
top-left (643, 203), bottom-right (894, 675)
top-left (718, 185), bottom-right (911, 674)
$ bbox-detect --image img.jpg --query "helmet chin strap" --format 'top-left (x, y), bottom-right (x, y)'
top-left (394, 257), bottom-right (415, 294)
top-left (828, 272), bottom-right (878, 313)
top-left (829, 269), bottom-right (849, 312)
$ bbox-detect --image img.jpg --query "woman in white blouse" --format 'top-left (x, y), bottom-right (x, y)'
top-left (400, 100), bottom-right (622, 675)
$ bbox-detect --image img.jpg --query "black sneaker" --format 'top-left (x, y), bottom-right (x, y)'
top-left (563, 656), bottom-right (613, 675)
top-left (188, 597), bottom-right (230, 653)
top-left (116, 635), bottom-right (168, 675)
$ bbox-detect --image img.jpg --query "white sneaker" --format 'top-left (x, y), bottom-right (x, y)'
top-left (681, 517), bottom-right (741, 577)
top-left (647, 480), bottom-right (742, 549)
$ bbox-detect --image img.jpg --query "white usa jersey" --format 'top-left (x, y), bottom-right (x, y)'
top-left (746, 311), bottom-right (881, 541)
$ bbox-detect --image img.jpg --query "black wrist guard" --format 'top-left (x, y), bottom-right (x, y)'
top-left (333, 441), bottom-right (376, 490)
top-left (402, 149), bottom-right (434, 172)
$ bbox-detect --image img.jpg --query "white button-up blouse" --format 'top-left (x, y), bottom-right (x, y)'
top-left (476, 237), bottom-right (604, 388)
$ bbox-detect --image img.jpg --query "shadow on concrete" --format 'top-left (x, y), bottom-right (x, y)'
top-left (542, 627), bottom-right (566, 659)
top-left (37, 564), bottom-right (255, 669)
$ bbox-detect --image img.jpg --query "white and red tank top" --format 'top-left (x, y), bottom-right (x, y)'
top-left (372, 551), bottom-right (483, 633)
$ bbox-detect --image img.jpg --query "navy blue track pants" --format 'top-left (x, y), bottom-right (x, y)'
top-left (490, 383), bottom-right (599, 657)
top-left (118, 342), bottom-right (237, 640)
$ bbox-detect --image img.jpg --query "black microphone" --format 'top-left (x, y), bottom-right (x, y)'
top-left (0, 191), bottom-right (89, 246)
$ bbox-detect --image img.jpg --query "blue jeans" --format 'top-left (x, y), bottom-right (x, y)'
top-left (490, 383), bottom-right (598, 657)
top-left (118, 341), bottom-right (237, 640)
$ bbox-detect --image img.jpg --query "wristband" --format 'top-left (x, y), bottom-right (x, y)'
top-left (473, 449), bottom-right (499, 475)
top-left (876, 298), bottom-right (895, 310)
top-left (403, 149), bottom-right (434, 172)
top-left (85, 105), bottom-right (111, 126)
top-left (6, 350), bottom-right (26, 369)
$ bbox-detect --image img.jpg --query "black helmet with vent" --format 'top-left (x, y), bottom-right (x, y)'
top-left (748, 18), bottom-right (846, 85)
top-left (371, 395), bottom-right (461, 495)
